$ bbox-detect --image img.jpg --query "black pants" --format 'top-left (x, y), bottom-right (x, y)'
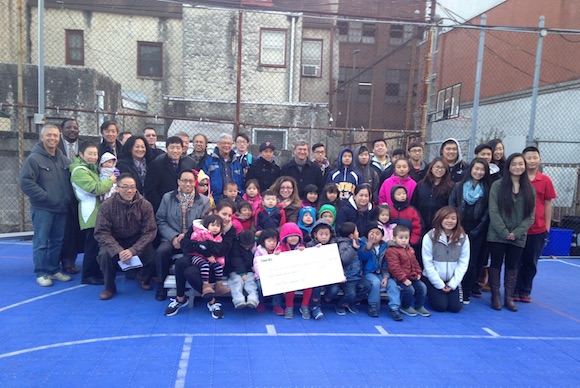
top-left (60, 201), bottom-right (83, 268)
top-left (97, 244), bottom-right (155, 292)
top-left (424, 277), bottom-right (463, 313)
top-left (488, 242), bottom-right (524, 270)
top-left (516, 231), bottom-right (548, 296)
top-left (175, 255), bottom-right (206, 297)
top-left (81, 228), bottom-right (103, 280)
top-left (461, 232), bottom-right (487, 297)
top-left (155, 241), bottom-right (181, 285)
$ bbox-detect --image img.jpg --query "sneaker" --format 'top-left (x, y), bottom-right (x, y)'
top-left (519, 294), bottom-right (532, 303)
top-left (246, 300), bottom-right (259, 309)
top-left (335, 306), bottom-right (347, 316)
top-left (513, 295), bottom-right (521, 302)
top-left (256, 303), bottom-right (266, 312)
top-left (49, 272), bottom-right (72, 282)
top-left (299, 306), bottom-right (311, 320)
top-left (234, 301), bottom-right (247, 309)
top-left (273, 306), bottom-right (285, 316)
top-left (368, 304), bottom-right (379, 318)
top-left (415, 306), bottom-right (431, 317)
top-left (311, 307), bottom-right (324, 320)
top-left (400, 306), bottom-right (418, 317)
top-left (463, 296), bottom-right (471, 305)
top-left (388, 309), bottom-right (403, 321)
top-left (207, 302), bottom-right (224, 319)
top-left (284, 307), bottom-right (294, 319)
top-left (471, 288), bottom-right (482, 298)
top-left (164, 297), bottom-right (189, 317)
top-left (346, 305), bottom-right (359, 314)
top-left (36, 275), bottom-right (53, 287)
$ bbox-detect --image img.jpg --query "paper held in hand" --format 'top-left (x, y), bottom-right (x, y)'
top-left (258, 243), bottom-right (345, 297)
top-left (118, 256), bottom-right (143, 271)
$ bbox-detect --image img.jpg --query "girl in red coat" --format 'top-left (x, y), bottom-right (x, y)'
top-left (388, 186), bottom-right (423, 246)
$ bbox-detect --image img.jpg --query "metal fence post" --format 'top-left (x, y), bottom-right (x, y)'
top-left (527, 16), bottom-right (546, 147)
top-left (469, 14), bottom-right (486, 159)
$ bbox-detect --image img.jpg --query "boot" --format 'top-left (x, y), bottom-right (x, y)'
top-left (504, 269), bottom-right (518, 312)
top-left (488, 267), bottom-right (502, 310)
top-left (480, 267), bottom-right (491, 292)
top-left (215, 281), bottom-right (231, 296)
top-left (202, 283), bottom-right (215, 299)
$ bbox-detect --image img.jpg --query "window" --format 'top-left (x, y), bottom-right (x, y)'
top-left (253, 128), bottom-right (287, 151)
top-left (434, 83), bottom-right (461, 121)
top-left (357, 70), bottom-right (372, 100)
top-left (337, 22), bottom-right (376, 44)
top-left (385, 69), bottom-right (411, 103)
top-left (137, 42), bottom-right (163, 78)
top-left (260, 29), bottom-right (287, 67)
top-left (362, 23), bottom-right (376, 44)
top-left (301, 40), bottom-right (322, 77)
top-left (241, 0), bottom-right (273, 6)
top-left (337, 21), bottom-right (349, 39)
top-left (66, 30), bottom-right (84, 66)
top-left (389, 25), bottom-right (413, 45)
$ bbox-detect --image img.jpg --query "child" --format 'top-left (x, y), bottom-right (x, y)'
top-left (228, 230), bottom-right (259, 308)
top-left (275, 222), bottom-right (311, 319)
top-left (98, 152), bottom-right (119, 200)
top-left (234, 201), bottom-right (254, 231)
top-left (378, 158), bottom-right (417, 206)
top-left (323, 222), bottom-right (372, 316)
top-left (358, 222), bottom-right (402, 320)
top-left (255, 190), bottom-right (286, 233)
top-left (188, 215), bottom-right (230, 298)
top-left (222, 182), bottom-right (242, 204)
top-left (422, 206), bottom-right (470, 313)
top-left (318, 183), bottom-right (343, 212)
top-left (196, 169), bottom-right (215, 208)
top-left (372, 204), bottom-right (396, 242)
top-left (301, 184), bottom-right (319, 208)
top-left (297, 206), bottom-right (316, 244)
top-left (388, 186), bottom-right (422, 246)
top-left (242, 179), bottom-right (262, 214)
top-left (305, 219), bottom-right (337, 319)
top-left (386, 225), bottom-right (431, 317)
top-left (318, 204), bottom-right (336, 229)
top-left (253, 228), bottom-right (283, 314)
top-left (326, 148), bottom-right (361, 201)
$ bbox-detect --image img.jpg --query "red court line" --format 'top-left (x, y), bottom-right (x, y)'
top-left (533, 300), bottom-right (580, 323)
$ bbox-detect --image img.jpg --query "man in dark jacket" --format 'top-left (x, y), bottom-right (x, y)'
top-left (94, 174), bottom-right (157, 300)
top-left (280, 140), bottom-right (324, 193)
top-left (440, 138), bottom-right (466, 183)
top-left (97, 120), bottom-right (123, 159)
top-left (20, 124), bottom-right (75, 287)
top-left (245, 141), bottom-right (281, 192)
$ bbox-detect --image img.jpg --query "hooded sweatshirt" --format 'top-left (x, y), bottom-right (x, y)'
top-left (440, 138), bottom-right (466, 183)
top-left (326, 148), bottom-right (361, 201)
top-left (318, 204), bottom-right (337, 229)
top-left (306, 219), bottom-right (336, 248)
top-left (298, 206), bottom-right (317, 244)
top-left (353, 146), bottom-right (380, 200)
top-left (196, 169), bottom-right (215, 208)
top-left (389, 185), bottom-right (423, 245)
top-left (275, 222), bottom-right (304, 253)
top-left (378, 166), bottom-right (417, 206)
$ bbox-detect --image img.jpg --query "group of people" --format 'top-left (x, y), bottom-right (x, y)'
top-left (20, 121), bottom-right (556, 320)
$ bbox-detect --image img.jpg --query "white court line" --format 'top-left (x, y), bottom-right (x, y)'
top-left (375, 326), bottom-right (389, 335)
top-left (266, 325), bottom-right (277, 335)
top-left (482, 327), bottom-right (500, 337)
top-left (1, 332), bottom-right (579, 360)
top-left (175, 335), bottom-right (193, 388)
top-left (0, 284), bottom-right (87, 313)
top-left (545, 259), bottom-right (580, 268)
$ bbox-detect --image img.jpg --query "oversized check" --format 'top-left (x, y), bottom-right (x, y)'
top-left (257, 243), bottom-right (345, 296)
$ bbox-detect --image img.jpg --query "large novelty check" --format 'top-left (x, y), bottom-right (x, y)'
top-left (257, 243), bottom-right (345, 296)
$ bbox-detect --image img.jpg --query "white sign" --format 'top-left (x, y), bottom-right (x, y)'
top-left (258, 244), bottom-right (345, 297)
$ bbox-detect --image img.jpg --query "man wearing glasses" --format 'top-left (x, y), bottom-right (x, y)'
top-left (203, 133), bottom-right (245, 202)
top-left (94, 173), bottom-right (157, 300)
top-left (311, 142), bottom-right (332, 182)
top-left (143, 127), bottom-right (165, 158)
top-left (153, 170), bottom-right (211, 301)
top-left (407, 142), bottom-right (428, 182)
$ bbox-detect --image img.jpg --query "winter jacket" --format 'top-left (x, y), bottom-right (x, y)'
top-left (411, 180), bottom-right (451, 230)
top-left (97, 139), bottom-right (122, 160)
top-left (281, 157), bottom-right (324, 194)
top-left (255, 205), bottom-right (286, 231)
top-left (69, 156), bottom-right (114, 230)
top-left (336, 236), bottom-right (362, 281)
top-left (326, 148), bottom-right (361, 201)
top-left (275, 222), bottom-right (304, 253)
top-left (242, 192), bottom-right (262, 214)
top-left (336, 196), bottom-right (374, 236)
top-left (253, 245), bottom-right (275, 280)
top-left (421, 230), bottom-right (470, 290)
top-left (353, 146), bottom-right (380, 200)
top-left (20, 142), bottom-right (73, 213)
top-left (94, 192), bottom-right (157, 258)
top-left (409, 160), bottom-right (428, 182)
top-left (306, 219), bottom-right (336, 246)
top-left (190, 219), bottom-right (225, 267)
top-left (389, 186), bottom-right (423, 245)
top-left (358, 237), bottom-right (389, 277)
top-left (116, 158), bottom-right (146, 195)
top-left (487, 180), bottom-right (535, 248)
top-left (312, 157), bottom-right (332, 182)
top-left (298, 206), bottom-right (317, 245)
top-left (370, 155), bottom-right (391, 173)
top-left (378, 174), bottom-right (417, 206)
top-left (448, 180), bottom-right (489, 238)
top-left (228, 239), bottom-right (256, 275)
top-left (181, 222), bottom-right (237, 267)
top-left (385, 243), bottom-right (422, 282)
top-left (144, 154), bottom-right (197, 212)
top-left (203, 148), bottom-right (245, 202)
top-left (245, 157), bottom-right (281, 193)
top-left (156, 189), bottom-right (211, 243)
top-left (440, 138), bottom-right (466, 183)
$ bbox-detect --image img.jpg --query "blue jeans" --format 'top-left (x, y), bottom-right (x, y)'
top-left (365, 273), bottom-right (400, 310)
top-left (31, 208), bottom-right (67, 277)
top-left (396, 279), bottom-right (427, 309)
top-left (330, 279), bottom-right (372, 306)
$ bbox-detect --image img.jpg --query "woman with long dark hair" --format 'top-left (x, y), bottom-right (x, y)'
top-left (488, 139), bottom-right (506, 175)
top-left (449, 158), bottom-right (491, 303)
top-left (487, 153), bottom-right (535, 312)
top-left (116, 135), bottom-right (153, 194)
top-left (270, 176), bottom-right (302, 224)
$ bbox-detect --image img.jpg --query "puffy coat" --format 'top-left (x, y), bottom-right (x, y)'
top-left (421, 230), bottom-right (470, 290)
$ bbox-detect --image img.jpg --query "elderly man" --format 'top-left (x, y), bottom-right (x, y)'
top-left (280, 140), bottom-right (324, 193)
top-left (94, 173), bottom-right (157, 300)
top-left (203, 133), bottom-right (244, 202)
top-left (20, 124), bottom-right (74, 286)
top-left (98, 120), bottom-right (123, 159)
top-left (154, 169), bottom-right (210, 301)
top-left (190, 133), bottom-right (209, 171)
top-left (144, 127), bottom-right (165, 158)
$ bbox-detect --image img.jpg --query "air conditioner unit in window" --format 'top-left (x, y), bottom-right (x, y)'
top-left (302, 64), bottom-right (320, 77)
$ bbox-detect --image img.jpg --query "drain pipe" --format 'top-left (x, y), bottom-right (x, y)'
top-left (288, 15), bottom-right (296, 102)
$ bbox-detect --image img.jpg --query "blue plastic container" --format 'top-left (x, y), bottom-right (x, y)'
top-left (542, 228), bottom-right (573, 256)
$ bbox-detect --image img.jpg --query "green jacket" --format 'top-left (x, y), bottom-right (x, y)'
top-left (69, 157), bottom-right (114, 230)
top-left (487, 180), bottom-right (535, 248)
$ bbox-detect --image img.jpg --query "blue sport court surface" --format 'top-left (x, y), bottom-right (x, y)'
top-left (0, 239), bottom-right (579, 387)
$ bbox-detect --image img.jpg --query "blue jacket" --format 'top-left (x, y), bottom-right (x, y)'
top-left (203, 148), bottom-right (245, 202)
top-left (358, 237), bottom-right (389, 277)
top-left (326, 148), bottom-right (361, 201)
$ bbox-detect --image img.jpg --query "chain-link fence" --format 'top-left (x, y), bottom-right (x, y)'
top-left (1, 1), bottom-right (580, 232)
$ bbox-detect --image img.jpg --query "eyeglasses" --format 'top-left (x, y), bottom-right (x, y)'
top-left (180, 179), bottom-right (195, 184)
top-left (118, 185), bottom-right (137, 190)
top-left (314, 150), bottom-right (325, 154)
top-left (198, 183), bottom-right (208, 187)
top-left (432, 166), bottom-right (447, 171)
top-left (409, 149), bottom-right (423, 154)
top-left (280, 186), bottom-right (293, 191)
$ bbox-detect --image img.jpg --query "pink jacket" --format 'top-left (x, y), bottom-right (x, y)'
top-left (378, 175), bottom-right (417, 206)
top-left (190, 220), bottom-right (225, 267)
top-left (242, 193), bottom-right (262, 214)
top-left (253, 245), bottom-right (275, 280)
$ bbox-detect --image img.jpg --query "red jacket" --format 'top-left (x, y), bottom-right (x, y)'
top-left (389, 206), bottom-right (422, 245)
top-left (385, 244), bottom-right (422, 282)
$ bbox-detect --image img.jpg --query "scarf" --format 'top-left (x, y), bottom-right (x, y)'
top-left (133, 158), bottom-right (147, 187)
top-left (462, 180), bottom-right (484, 205)
top-left (177, 191), bottom-right (194, 232)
